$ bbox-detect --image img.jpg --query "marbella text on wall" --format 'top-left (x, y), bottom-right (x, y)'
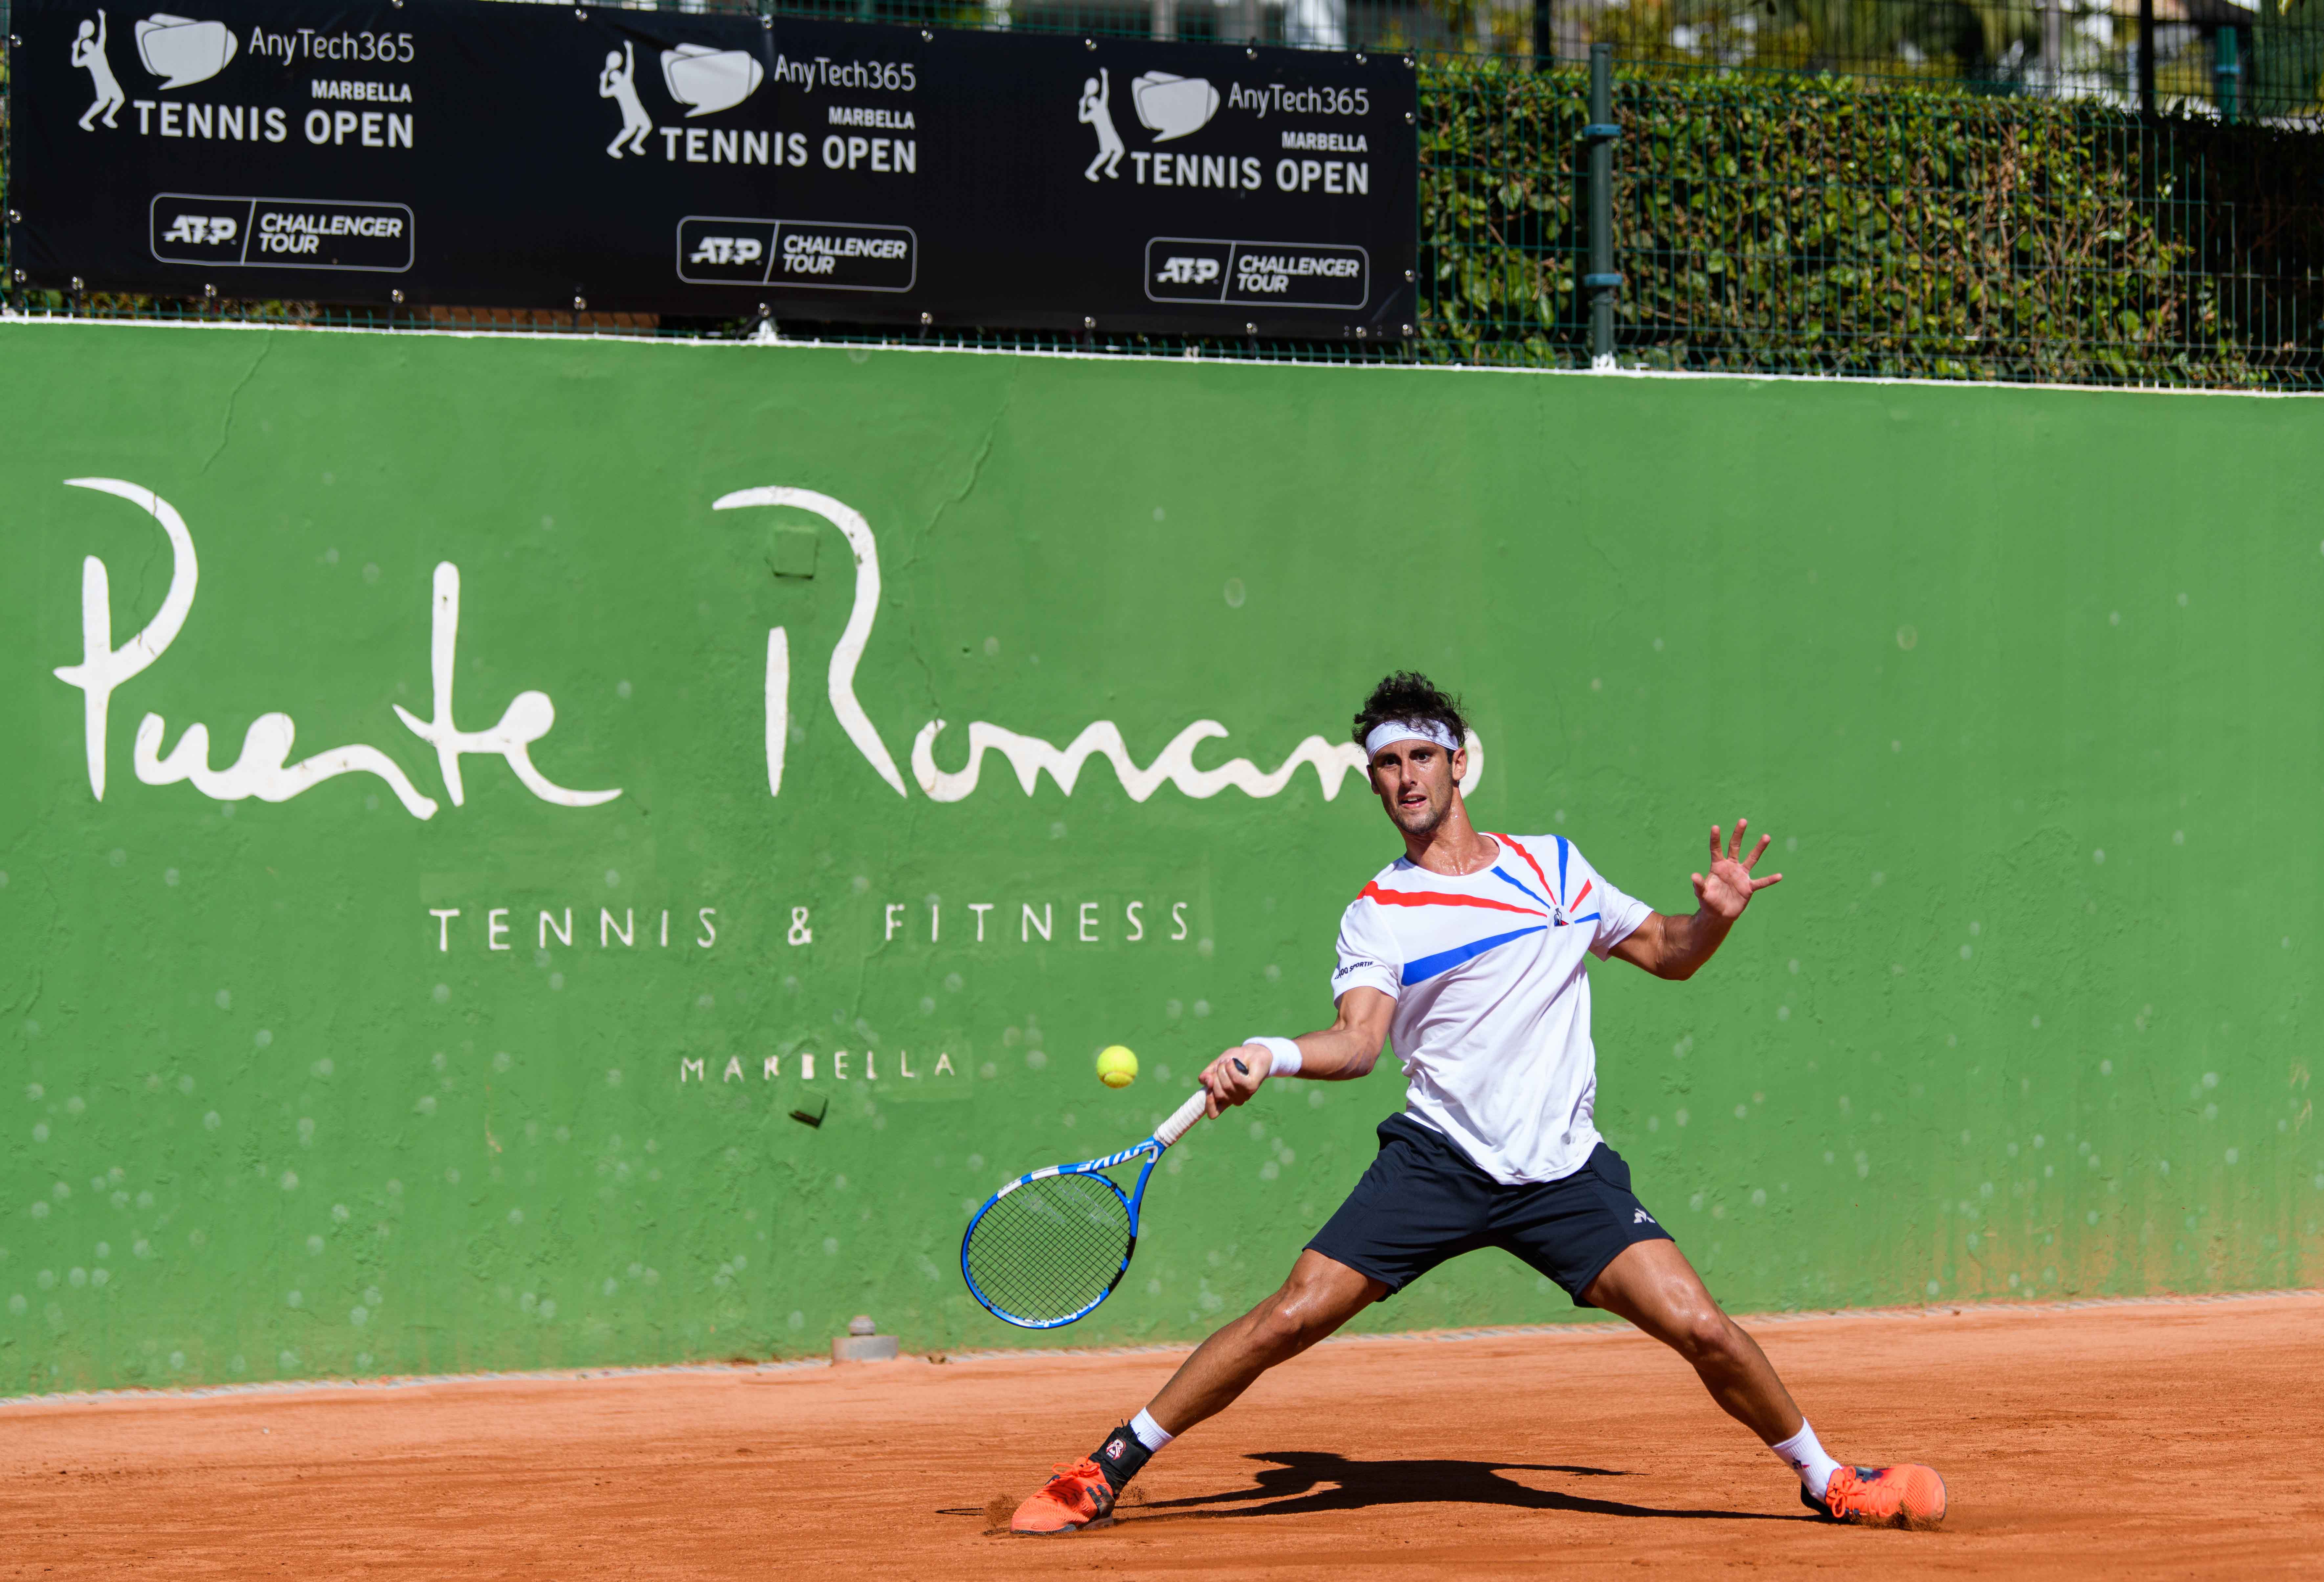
top-left (3, 0), bottom-right (1417, 336)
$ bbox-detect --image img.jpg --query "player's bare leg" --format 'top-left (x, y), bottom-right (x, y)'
top-left (1584, 1238), bottom-right (1947, 1528)
top-left (1580, 1238), bottom-right (1803, 1442)
top-left (1009, 1251), bottom-right (1381, 1534)
top-left (1143, 1251), bottom-right (1387, 1433)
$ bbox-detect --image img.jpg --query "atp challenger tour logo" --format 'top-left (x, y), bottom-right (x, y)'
top-left (677, 218), bottom-right (915, 291)
top-left (151, 195), bottom-right (413, 270)
top-left (1147, 238), bottom-right (1367, 310)
top-left (46, 478), bottom-right (1481, 821)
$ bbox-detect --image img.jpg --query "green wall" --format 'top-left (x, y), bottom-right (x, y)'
top-left (2, 323), bottom-right (2317, 1395)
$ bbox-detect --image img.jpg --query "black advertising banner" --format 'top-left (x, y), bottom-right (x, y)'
top-left (3, 0), bottom-right (1416, 337)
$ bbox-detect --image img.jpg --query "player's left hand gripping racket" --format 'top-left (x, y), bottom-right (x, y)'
top-left (960, 1066), bottom-right (1238, 1329)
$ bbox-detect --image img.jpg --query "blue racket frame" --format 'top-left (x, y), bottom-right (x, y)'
top-left (960, 1082), bottom-right (1218, 1329)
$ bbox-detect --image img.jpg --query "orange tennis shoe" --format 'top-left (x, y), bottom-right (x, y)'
top-left (1010, 1458), bottom-right (1118, 1536)
top-left (1804, 1463), bottom-right (1948, 1529)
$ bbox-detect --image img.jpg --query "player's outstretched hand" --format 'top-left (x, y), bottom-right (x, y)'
top-left (1199, 1045), bottom-right (1268, 1118)
top-left (1691, 818), bottom-right (1783, 923)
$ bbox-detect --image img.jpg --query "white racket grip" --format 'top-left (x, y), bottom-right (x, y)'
top-left (1154, 1088), bottom-right (1211, 1150)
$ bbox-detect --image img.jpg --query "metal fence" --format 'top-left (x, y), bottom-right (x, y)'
top-left (4, 1), bottom-right (2323, 387)
top-left (1427, 52), bottom-right (2324, 385)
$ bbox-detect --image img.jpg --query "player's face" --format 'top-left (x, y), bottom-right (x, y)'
top-left (1369, 738), bottom-right (1462, 837)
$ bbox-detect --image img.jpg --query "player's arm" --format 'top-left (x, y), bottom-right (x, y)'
top-left (1195, 986), bottom-right (1394, 1116)
top-left (1609, 818), bottom-right (1783, 981)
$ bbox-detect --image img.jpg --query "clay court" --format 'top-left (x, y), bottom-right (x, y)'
top-left (4, 1291), bottom-right (2318, 1578)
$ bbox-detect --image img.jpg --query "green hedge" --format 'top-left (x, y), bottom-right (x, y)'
top-left (1417, 59), bottom-right (2324, 386)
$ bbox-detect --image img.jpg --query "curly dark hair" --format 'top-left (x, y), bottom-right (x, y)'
top-left (1351, 671), bottom-right (1469, 751)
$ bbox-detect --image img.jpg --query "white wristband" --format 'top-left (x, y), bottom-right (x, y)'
top-left (1246, 1036), bottom-right (1303, 1078)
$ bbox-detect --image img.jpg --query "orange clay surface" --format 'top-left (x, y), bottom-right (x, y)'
top-left (3, 1292), bottom-right (2320, 1579)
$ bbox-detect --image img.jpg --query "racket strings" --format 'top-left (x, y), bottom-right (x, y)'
top-left (964, 1171), bottom-right (1135, 1325)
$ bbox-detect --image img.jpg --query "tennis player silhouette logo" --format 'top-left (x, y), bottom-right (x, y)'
top-left (73, 11), bottom-right (125, 130)
top-left (600, 41), bottom-right (652, 158)
top-left (1079, 68), bottom-right (1124, 181)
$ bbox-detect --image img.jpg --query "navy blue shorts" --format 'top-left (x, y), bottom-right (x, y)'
top-left (1307, 1115), bottom-right (1673, 1306)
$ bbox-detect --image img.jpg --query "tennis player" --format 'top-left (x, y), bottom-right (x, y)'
top-left (1011, 671), bottom-right (1946, 1534)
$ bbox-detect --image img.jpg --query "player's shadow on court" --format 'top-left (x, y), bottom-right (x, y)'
top-left (1135, 1450), bottom-right (1802, 1524)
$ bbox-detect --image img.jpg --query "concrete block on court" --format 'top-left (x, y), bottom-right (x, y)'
top-left (833, 1317), bottom-right (898, 1362)
top-left (831, 1334), bottom-right (901, 1362)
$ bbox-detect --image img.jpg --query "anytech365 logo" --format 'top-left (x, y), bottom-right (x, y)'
top-left (72, 9), bottom-right (241, 130)
top-left (1079, 68), bottom-right (1218, 181)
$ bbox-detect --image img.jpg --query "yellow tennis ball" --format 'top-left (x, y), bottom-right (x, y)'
top-left (1096, 1044), bottom-right (1138, 1088)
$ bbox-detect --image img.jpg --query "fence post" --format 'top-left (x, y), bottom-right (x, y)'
top-left (2137, 0), bottom-right (2156, 112)
top-left (1581, 43), bottom-right (1621, 369)
top-left (2214, 26), bottom-right (2241, 122)
top-left (1532, 0), bottom-right (1553, 68)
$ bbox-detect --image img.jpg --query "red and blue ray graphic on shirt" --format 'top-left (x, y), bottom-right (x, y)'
top-left (1401, 922), bottom-right (1549, 984)
top-left (1358, 882), bottom-right (1537, 918)
top-left (1363, 834), bottom-right (1604, 987)
top-left (1498, 833), bottom-right (1601, 929)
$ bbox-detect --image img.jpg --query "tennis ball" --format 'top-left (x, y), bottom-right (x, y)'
top-left (1096, 1044), bottom-right (1138, 1088)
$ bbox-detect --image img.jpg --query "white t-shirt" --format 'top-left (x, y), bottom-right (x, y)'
top-left (1330, 833), bottom-right (1652, 1186)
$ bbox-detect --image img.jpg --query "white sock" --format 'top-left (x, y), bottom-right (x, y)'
top-left (1128, 1408), bottom-right (1175, 1454)
top-left (1770, 1419), bottom-right (1843, 1497)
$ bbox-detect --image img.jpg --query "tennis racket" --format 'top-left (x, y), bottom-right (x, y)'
top-left (959, 1064), bottom-right (1240, 1329)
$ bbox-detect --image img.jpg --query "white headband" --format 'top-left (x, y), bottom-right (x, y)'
top-left (1364, 718), bottom-right (1461, 758)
